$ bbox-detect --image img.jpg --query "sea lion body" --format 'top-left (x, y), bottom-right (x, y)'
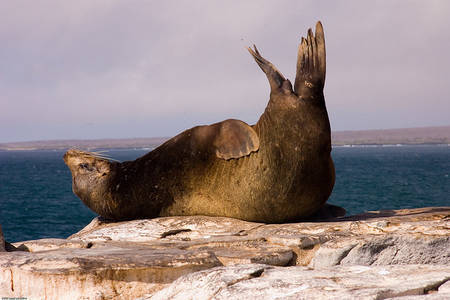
top-left (64, 22), bottom-right (336, 222)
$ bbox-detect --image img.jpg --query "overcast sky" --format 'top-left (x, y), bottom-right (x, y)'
top-left (1, 1), bottom-right (449, 142)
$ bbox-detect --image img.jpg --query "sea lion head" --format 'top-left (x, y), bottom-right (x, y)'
top-left (63, 149), bottom-right (115, 216)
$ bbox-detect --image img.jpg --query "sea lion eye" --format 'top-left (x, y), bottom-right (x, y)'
top-left (79, 163), bottom-right (94, 171)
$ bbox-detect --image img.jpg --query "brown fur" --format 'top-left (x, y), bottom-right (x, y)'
top-left (64, 22), bottom-right (336, 222)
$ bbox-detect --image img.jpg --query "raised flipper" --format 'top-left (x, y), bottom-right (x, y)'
top-left (248, 45), bottom-right (293, 93)
top-left (213, 119), bottom-right (259, 160)
top-left (294, 21), bottom-right (326, 99)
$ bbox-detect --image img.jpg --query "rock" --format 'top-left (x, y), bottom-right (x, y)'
top-left (340, 235), bottom-right (450, 266)
top-left (386, 278), bottom-right (450, 299)
top-left (141, 264), bottom-right (267, 300)
top-left (438, 280), bottom-right (450, 293)
top-left (66, 207), bottom-right (449, 268)
top-left (309, 235), bottom-right (450, 268)
top-left (147, 264), bottom-right (450, 300)
top-left (0, 224), bottom-right (5, 252)
top-left (308, 240), bottom-right (358, 268)
top-left (1, 207), bottom-right (449, 299)
top-left (68, 215), bottom-right (263, 242)
top-left (66, 216), bottom-right (295, 267)
top-left (9, 238), bottom-right (89, 252)
top-left (0, 245), bottom-right (221, 299)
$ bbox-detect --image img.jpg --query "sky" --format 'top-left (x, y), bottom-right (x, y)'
top-left (1, 1), bottom-right (449, 143)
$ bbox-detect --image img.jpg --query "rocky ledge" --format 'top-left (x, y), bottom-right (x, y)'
top-left (0, 207), bottom-right (449, 299)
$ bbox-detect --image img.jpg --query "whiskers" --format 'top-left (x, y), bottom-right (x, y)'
top-left (70, 148), bottom-right (120, 162)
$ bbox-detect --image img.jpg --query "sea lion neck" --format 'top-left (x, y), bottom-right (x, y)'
top-left (253, 91), bottom-right (331, 160)
top-left (254, 91), bottom-right (320, 133)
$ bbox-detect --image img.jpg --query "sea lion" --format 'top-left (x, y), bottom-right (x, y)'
top-left (64, 21), bottom-right (336, 223)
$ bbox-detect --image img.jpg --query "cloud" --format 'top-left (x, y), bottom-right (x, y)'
top-left (1, 0), bottom-right (449, 142)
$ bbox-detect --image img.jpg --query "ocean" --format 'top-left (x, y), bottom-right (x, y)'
top-left (0, 145), bottom-right (449, 243)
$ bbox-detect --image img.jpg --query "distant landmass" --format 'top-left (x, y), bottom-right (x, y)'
top-left (0, 126), bottom-right (449, 151)
top-left (0, 137), bottom-right (169, 151)
top-left (331, 126), bottom-right (450, 146)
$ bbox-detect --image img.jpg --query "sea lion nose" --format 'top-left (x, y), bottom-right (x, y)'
top-left (63, 149), bottom-right (76, 165)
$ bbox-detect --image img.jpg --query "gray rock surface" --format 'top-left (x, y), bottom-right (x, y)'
top-left (340, 235), bottom-right (450, 266)
top-left (0, 207), bottom-right (449, 299)
top-left (147, 264), bottom-right (450, 300)
top-left (386, 279), bottom-right (450, 299)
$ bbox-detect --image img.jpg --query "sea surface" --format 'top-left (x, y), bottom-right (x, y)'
top-left (0, 145), bottom-right (449, 242)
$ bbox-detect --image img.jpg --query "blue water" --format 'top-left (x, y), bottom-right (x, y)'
top-left (0, 146), bottom-right (449, 242)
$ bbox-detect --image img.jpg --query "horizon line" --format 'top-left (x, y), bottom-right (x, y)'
top-left (1, 124), bottom-right (449, 145)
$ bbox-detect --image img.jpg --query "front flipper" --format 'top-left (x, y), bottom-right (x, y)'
top-left (191, 119), bottom-right (259, 160)
top-left (213, 119), bottom-right (259, 160)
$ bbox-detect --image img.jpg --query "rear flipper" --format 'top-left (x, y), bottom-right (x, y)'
top-left (294, 21), bottom-right (326, 100)
top-left (248, 22), bottom-right (326, 100)
top-left (247, 45), bottom-right (293, 94)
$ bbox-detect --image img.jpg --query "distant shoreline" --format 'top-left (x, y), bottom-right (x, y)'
top-left (0, 143), bottom-right (449, 152)
top-left (1, 126), bottom-right (449, 151)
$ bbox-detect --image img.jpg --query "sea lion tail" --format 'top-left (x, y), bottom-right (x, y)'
top-left (247, 45), bottom-right (287, 92)
top-left (294, 21), bottom-right (326, 98)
